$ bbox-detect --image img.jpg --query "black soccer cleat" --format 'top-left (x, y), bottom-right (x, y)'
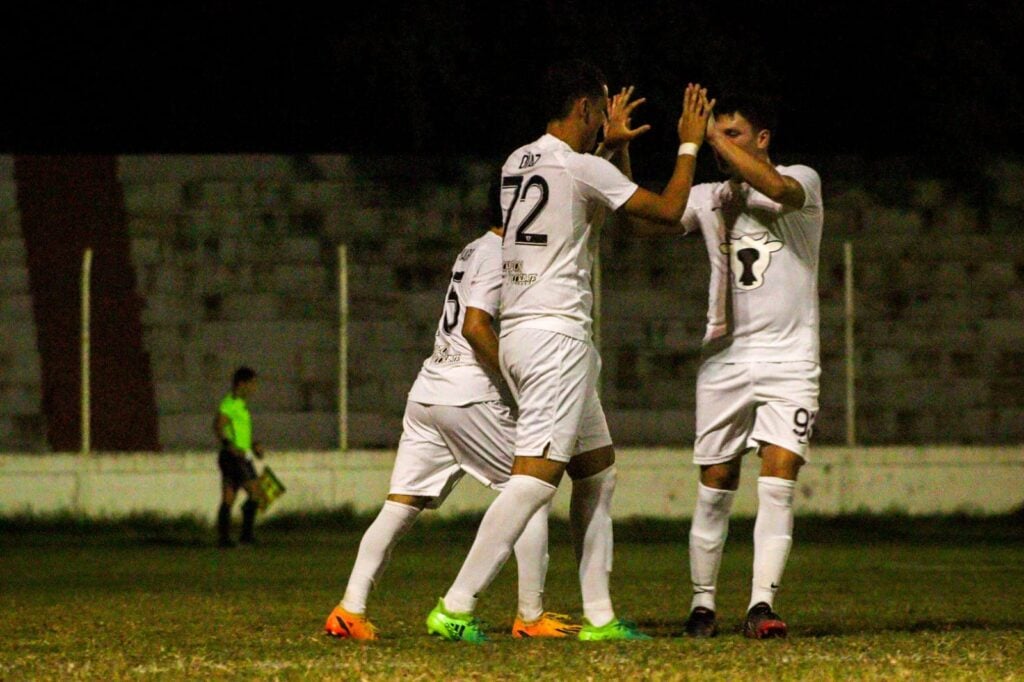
top-left (683, 606), bottom-right (719, 638)
top-left (743, 602), bottom-right (787, 639)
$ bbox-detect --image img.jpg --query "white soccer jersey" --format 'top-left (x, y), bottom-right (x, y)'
top-left (499, 134), bottom-right (639, 341)
top-left (407, 231), bottom-right (503, 406)
top-left (682, 164), bottom-right (823, 363)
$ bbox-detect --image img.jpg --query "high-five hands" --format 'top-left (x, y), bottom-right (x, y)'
top-left (602, 85), bottom-right (652, 152)
top-left (678, 83), bottom-right (716, 147)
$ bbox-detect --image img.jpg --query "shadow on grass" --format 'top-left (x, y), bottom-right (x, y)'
top-left (634, 616), bottom-right (1024, 639)
top-left (614, 514), bottom-right (1024, 546)
top-left (2, 509), bottom-right (1022, 548)
top-left (0, 510), bottom-right (208, 547)
top-left (798, 618), bottom-right (1024, 638)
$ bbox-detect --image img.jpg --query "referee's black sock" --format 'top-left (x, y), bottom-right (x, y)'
top-left (217, 503), bottom-right (232, 542)
top-left (241, 500), bottom-right (258, 542)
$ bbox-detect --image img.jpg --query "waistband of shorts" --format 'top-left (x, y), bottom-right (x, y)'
top-left (501, 318), bottom-right (590, 342)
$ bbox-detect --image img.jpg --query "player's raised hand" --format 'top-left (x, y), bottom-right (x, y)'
top-left (678, 83), bottom-right (716, 146)
top-left (603, 85), bottom-right (651, 152)
top-left (702, 90), bottom-right (720, 143)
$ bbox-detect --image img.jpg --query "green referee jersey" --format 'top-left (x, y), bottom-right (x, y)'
top-left (219, 393), bottom-right (253, 451)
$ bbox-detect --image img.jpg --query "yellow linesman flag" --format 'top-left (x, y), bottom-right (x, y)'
top-left (257, 465), bottom-right (286, 511)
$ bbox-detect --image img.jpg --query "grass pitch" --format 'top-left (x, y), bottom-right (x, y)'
top-left (2, 514), bottom-right (1023, 680)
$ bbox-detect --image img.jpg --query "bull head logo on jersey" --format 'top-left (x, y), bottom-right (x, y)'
top-left (720, 232), bottom-right (783, 291)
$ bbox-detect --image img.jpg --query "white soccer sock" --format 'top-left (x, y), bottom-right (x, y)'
top-left (341, 500), bottom-right (420, 614)
top-left (444, 475), bottom-right (558, 614)
top-left (750, 476), bottom-right (796, 610)
top-left (689, 482), bottom-right (736, 612)
top-left (513, 501), bottom-right (551, 622)
top-left (570, 466), bottom-right (617, 628)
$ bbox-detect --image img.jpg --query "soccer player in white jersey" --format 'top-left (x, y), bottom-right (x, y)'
top-left (324, 184), bottom-right (580, 641)
top-left (426, 59), bottom-right (715, 642)
top-left (671, 93), bottom-right (823, 639)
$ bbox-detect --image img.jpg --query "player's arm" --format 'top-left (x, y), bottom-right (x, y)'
top-left (706, 123), bottom-right (805, 209)
top-left (462, 307), bottom-right (500, 377)
top-left (595, 86), bottom-right (650, 180)
top-left (214, 412), bottom-right (243, 457)
top-left (621, 84), bottom-right (715, 224)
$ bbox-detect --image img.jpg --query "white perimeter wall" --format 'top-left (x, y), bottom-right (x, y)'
top-left (1, 447), bottom-right (1021, 521)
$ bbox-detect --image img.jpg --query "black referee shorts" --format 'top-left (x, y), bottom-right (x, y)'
top-left (218, 448), bottom-right (258, 488)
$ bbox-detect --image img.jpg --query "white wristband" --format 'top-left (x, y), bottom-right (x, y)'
top-left (678, 142), bottom-right (699, 157)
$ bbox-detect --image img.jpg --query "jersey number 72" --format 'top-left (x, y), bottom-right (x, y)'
top-left (502, 175), bottom-right (549, 246)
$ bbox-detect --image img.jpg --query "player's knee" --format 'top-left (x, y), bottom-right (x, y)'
top-left (505, 474), bottom-right (560, 511)
top-left (763, 461), bottom-right (802, 480)
top-left (759, 445), bottom-right (804, 480)
top-left (386, 494), bottom-right (431, 510)
top-left (700, 462), bottom-right (741, 490)
top-left (511, 453), bottom-right (566, 487)
top-left (568, 445), bottom-right (615, 480)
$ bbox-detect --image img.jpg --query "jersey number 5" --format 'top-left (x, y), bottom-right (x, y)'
top-left (502, 175), bottom-right (549, 246)
top-left (441, 273), bottom-right (463, 335)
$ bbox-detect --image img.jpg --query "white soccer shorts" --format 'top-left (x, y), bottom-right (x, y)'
top-left (388, 399), bottom-right (516, 508)
top-left (499, 327), bottom-right (613, 463)
top-left (693, 360), bottom-right (820, 465)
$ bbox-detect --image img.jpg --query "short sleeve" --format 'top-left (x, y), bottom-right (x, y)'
top-left (681, 207), bottom-right (702, 235)
top-left (680, 184), bottom-right (715, 235)
top-left (570, 154), bottom-right (639, 211)
top-left (679, 182), bottom-right (720, 235)
top-left (782, 165), bottom-right (822, 210)
top-left (463, 241), bottom-right (502, 317)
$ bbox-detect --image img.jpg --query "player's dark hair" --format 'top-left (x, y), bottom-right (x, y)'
top-left (542, 59), bottom-right (607, 122)
top-left (232, 366), bottom-right (257, 387)
top-left (714, 92), bottom-right (779, 133)
top-left (487, 173), bottom-right (504, 228)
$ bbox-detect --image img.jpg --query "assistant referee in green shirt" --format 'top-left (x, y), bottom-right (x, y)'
top-left (213, 366), bottom-right (264, 547)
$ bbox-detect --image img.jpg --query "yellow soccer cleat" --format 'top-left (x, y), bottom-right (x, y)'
top-left (324, 604), bottom-right (379, 641)
top-left (512, 612), bottom-right (583, 638)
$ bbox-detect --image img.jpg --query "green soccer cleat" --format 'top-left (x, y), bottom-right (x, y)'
top-left (425, 599), bottom-right (489, 643)
top-left (578, 617), bottom-right (652, 641)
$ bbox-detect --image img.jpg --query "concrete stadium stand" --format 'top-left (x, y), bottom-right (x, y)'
top-left (0, 157), bottom-right (46, 451)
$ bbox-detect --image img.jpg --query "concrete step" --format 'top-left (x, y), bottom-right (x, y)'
top-left (0, 348), bottom-right (41, 383)
top-left (119, 155), bottom-right (296, 183)
top-left (0, 382), bottom-right (41, 415)
top-left (158, 410), bottom-right (402, 450)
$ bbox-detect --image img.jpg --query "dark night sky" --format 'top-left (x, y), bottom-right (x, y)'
top-left (2, 1), bottom-right (1021, 170)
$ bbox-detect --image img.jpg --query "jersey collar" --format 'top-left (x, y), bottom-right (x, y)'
top-left (538, 133), bottom-right (573, 152)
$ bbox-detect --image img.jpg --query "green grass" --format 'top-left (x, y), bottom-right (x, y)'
top-left (2, 515), bottom-right (1023, 680)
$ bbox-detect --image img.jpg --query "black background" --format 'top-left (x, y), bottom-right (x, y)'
top-left (2, 1), bottom-right (1021, 171)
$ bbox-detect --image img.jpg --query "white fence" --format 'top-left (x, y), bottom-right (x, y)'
top-left (1, 447), bottom-right (1021, 521)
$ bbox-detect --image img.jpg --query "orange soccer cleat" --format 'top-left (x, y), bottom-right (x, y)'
top-left (324, 604), bottom-right (379, 641)
top-left (512, 612), bottom-right (583, 638)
